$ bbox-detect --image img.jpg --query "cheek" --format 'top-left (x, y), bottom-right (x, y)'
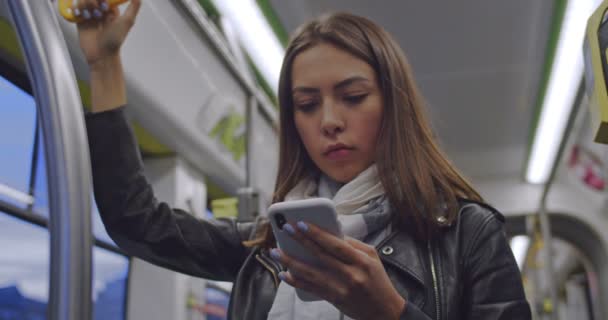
top-left (294, 114), bottom-right (319, 153)
top-left (355, 105), bottom-right (384, 154)
top-left (361, 122), bottom-right (381, 155)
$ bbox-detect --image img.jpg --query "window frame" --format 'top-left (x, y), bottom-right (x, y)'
top-left (0, 58), bottom-right (131, 320)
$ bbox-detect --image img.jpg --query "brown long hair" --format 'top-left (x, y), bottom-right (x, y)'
top-left (245, 12), bottom-right (482, 248)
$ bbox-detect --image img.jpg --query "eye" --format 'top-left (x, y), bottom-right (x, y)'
top-left (295, 100), bottom-right (319, 113)
top-left (344, 93), bottom-right (368, 105)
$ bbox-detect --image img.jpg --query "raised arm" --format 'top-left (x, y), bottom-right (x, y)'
top-left (86, 107), bottom-right (252, 281)
top-left (74, 0), bottom-right (253, 281)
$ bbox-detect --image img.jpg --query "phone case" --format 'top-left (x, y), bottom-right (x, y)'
top-left (268, 198), bottom-right (343, 301)
top-left (58, 0), bottom-right (129, 23)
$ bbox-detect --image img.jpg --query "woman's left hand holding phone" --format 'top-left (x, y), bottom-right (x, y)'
top-left (270, 222), bottom-right (407, 320)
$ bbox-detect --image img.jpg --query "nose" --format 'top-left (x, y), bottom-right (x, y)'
top-left (320, 102), bottom-right (345, 137)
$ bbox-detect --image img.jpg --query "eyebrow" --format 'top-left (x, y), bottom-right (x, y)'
top-left (292, 76), bottom-right (371, 94)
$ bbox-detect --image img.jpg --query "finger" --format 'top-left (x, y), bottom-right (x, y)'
top-left (272, 248), bottom-right (322, 280)
top-left (278, 271), bottom-right (326, 297)
top-left (90, 0), bottom-right (109, 19)
top-left (72, 0), bottom-right (101, 26)
top-left (98, 0), bottom-right (111, 13)
top-left (285, 227), bottom-right (354, 273)
top-left (296, 221), bottom-right (362, 264)
top-left (274, 247), bottom-right (352, 293)
top-left (345, 237), bottom-right (378, 258)
top-left (117, 0), bottom-right (142, 30)
top-left (74, 0), bottom-right (100, 21)
top-left (101, 6), bottom-right (120, 24)
top-left (70, 0), bottom-right (83, 18)
top-left (281, 270), bottom-right (347, 305)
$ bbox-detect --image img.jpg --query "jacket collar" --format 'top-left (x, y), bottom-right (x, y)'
top-left (375, 230), bottom-right (426, 289)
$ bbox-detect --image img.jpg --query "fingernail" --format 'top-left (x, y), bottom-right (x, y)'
top-left (297, 221), bottom-right (309, 232)
top-left (73, 8), bottom-right (81, 16)
top-left (270, 248), bottom-right (281, 260)
top-left (82, 9), bottom-right (91, 20)
top-left (93, 9), bottom-right (102, 18)
top-left (278, 271), bottom-right (287, 282)
top-left (100, 2), bottom-right (109, 11)
top-left (283, 224), bottom-right (295, 235)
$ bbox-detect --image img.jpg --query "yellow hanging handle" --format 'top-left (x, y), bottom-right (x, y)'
top-left (58, 0), bottom-right (130, 23)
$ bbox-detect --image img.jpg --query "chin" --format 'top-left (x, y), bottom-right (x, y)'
top-left (324, 166), bottom-right (361, 183)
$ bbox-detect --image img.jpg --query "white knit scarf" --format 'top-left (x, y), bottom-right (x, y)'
top-left (267, 165), bottom-right (392, 320)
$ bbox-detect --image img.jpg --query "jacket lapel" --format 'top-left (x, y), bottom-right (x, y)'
top-left (376, 230), bottom-right (426, 289)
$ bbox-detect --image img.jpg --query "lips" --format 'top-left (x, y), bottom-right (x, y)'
top-left (323, 143), bottom-right (354, 159)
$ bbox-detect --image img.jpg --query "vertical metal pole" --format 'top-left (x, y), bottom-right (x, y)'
top-left (246, 95), bottom-right (255, 187)
top-left (7, 1), bottom-right (93, 319)
top-left (538, 207), bottom-right (558, 320)
top-left (238, 96), bottom-right (259, 220)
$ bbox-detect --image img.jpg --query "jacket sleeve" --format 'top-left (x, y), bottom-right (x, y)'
top-left (461, 212), bottom-right (532, 319)
top-left (86, 107), bottom-right (253, 282)
top-left (400, 303), bottom-right (432, 320)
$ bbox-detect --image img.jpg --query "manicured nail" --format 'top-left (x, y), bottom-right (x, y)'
top-left (100, 2), bottom-right (109, 11)
top-left (73, 8), bottom-right (81, 16)
top-left (296, 221), bottom-right (309, 232)
top-left (283, 224), bottom-right (295, 235)
top-left (278, 271), bottom-right (287, 282)
top-left (93, 9), bottom-right (102, 18)
top-left (82, 9), bottom-right (91, 19)
top-left (270, 248), bottom-right (281, 260)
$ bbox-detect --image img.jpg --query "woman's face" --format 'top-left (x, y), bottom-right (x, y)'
top-left (291, 43), bottom-right (384, 183)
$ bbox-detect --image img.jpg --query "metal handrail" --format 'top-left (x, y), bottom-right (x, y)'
top-left (6, 1), bottom-right (93, 320)
top-left (175, 0), bottom-right (278, 124)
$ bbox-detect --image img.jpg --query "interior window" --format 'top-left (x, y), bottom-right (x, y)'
top-left (0, 212), bottom-right (129, 320)
top-left (0, 72), bottom-right (118, 247)
top-left (0, 63), bottom-right (127, 319)
top-left (0, 75), bottom-right (36, 208)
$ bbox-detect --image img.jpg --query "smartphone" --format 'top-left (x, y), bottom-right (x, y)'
top-left (58, 0), bottom-right (130, 23)
top-left (268, 198), bottom-right (343, 301)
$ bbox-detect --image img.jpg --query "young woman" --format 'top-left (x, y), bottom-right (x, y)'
top-left (76, 0), bottom-right (531, 319)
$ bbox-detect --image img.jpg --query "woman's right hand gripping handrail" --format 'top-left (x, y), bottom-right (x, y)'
top-left (71, 0), bottom-right (141, 113)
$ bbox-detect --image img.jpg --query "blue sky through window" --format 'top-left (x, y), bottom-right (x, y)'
top-left (0, 75), bottom-right (36, 195)
top-left (0, 213), bottom-right (129, 320)
top-left (0, 74), bottom-right (117, 245)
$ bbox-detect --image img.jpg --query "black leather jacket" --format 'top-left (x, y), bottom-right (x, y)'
top-left (86, 107), bottom-right (531, 320)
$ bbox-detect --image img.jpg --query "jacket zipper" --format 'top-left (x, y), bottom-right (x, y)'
top-left (255, 254), bottom-right (280, 288)
top-left (428, 242), bottom-right (441, 320)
